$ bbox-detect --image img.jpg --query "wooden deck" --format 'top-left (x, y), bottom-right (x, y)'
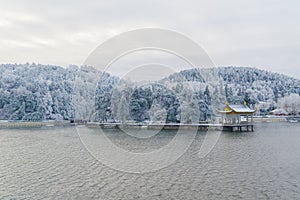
top-left (0, 121), bottom-right (254, 132)
top-left (94, 123), bottom-right (254, 132)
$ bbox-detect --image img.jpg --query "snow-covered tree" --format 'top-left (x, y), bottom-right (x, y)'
top-left (278, 93), bottom-right (300, 115)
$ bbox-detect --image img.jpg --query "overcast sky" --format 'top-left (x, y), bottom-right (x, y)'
top-left (0, 0), bottom-right (299, 78)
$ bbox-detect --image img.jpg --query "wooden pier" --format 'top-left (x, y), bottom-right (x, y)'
top-left (95, 123), bottom-right (254, 132)
top-left (0, 121), bottom-right (254, 132)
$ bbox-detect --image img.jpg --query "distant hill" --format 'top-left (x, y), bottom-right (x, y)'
top-left (0, 64), bottom-right (299, 121)
top-left (0, 63), bottom-right (76, 121)
top-left (218, 67), bottom-right (300, 105)
top-left (174, 67), bottom-right (300, 114)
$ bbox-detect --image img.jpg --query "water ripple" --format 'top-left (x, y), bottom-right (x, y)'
top-left (0, 123), bottom-right (300, 199)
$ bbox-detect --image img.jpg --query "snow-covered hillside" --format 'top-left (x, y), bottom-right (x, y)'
top-left (218, 67), bottom-right (300, 114)
top-left (0, 63), bottom-right (76, 121)
top-left (0, 64), bottom-right (299, 121)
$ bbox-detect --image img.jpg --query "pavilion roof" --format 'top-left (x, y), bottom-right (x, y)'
top-left (228, 104), bottom-right (256, 113)
top-left (217, 102), bottom-right (256, 114)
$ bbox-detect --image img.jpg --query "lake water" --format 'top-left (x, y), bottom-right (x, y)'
top-left (0, 122), bottom-right (300, 199)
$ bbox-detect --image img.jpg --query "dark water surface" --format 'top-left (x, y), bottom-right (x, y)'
top-left (0, 123), bottom-right (300, 199)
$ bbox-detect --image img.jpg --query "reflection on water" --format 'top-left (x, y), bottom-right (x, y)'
top-left (0, 123), bottom-right (300, 199)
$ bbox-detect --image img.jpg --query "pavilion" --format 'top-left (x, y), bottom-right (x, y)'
top-left (218, 101), bottom-right (256, 124)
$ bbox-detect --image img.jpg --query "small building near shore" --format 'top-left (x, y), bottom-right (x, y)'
top-left (218, 102), bottom-right (256, 124)
top-left (269, 108), bottom-right (288, 116)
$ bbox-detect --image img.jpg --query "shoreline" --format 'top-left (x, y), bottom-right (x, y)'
top-left (0, 116), bottom-right (294, 129)
top-left (253, 116), bottom-right (287, 122)
top-left (0, 121), bottom-right (72, 128)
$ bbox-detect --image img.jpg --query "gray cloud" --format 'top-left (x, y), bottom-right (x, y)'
top-left (0, 0), bottom-right (299, 78)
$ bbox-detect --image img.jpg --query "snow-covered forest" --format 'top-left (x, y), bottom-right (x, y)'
top-left (0, 64), bottom-right (299, 122)
top-left (0, 63), bottom-right (76, 121)
top-left (218, 67), bottom-right (300, 115)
